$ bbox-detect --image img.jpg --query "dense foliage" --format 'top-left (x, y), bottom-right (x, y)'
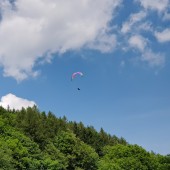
top-left (0, 106), bottom-right (169, 169)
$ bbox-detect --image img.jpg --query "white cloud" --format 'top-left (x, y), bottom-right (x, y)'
top-left (121, 11), bottom-right (147, 34)
top-left (119, 2), bottom-right (167, 69)
top-left (127, 35), bottom-right (165, 68)
top-left (155, 28), bottom-right (170, 43)
top-left (137, 0), bottom-right (169, 12)
top-left (0, 0), bottom-right (121, 81)
top-left (0, 93), bottom-right (36, 110)
top-left (137, 22), bottom-right (153, 32)
top-left (87, 32), bottom-right (117, 52)
top-left (141, 50), bottom-right (165, 67)
top-left (128, 34), bottom-right (147, 51)
top-left (163, 12), bottom-right (170, 20)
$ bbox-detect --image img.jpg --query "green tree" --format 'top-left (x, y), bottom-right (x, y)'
top-left (42, 142), bottom-right (68, 170)
top-left (0, 116), bottom-right (42, 169)
top-left (156, 154), bottom-right (170, 169)
top-left (98, 144), bottom-right (160, 170)
top-left (54, 131), bottom-right (99, 170)
top-left (0, 140), bottom-right (14, 170)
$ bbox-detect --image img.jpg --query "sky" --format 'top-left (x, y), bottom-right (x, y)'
top-left (0, 0), bottom-right (170, 155)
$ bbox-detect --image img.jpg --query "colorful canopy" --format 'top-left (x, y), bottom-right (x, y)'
top-left (71, 72), bottom-right (83, 80)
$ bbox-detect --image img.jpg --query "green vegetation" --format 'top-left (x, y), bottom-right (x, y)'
top-left (0, 106), bottom-right (169, 169)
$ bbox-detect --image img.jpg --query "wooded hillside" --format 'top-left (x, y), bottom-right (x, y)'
top-left (0, 106), bottom-right (169, 169)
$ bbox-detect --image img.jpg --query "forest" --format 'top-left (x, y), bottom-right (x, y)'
top-left (0, 106), bottom-right (170, 170)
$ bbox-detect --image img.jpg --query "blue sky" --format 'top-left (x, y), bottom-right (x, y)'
top-left (0, 0), bottom-right (170, 155)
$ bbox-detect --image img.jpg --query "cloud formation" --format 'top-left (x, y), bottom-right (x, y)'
top-left (119, 0), bottom-right (169, 68)
top-left (155, 29), bottom-right (170, 43)
top-left (0, 0), bottom-right (169, 81)
top-left (0, 93), bottom-right (36, 110)
top-left (136, 0), bottom-right (169, 12)
top-left (141, 50), bottom-right (165, 67)
top-left (0, 0), bottom-right (121, 81)
top-left (128, 35), bottom-right (147, 51)
top-left (163, 12), bottom-right (170, 21)
top-left (121, 11), bottom-right (147, 34)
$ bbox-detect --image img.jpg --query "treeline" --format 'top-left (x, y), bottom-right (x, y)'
top-left (0, 106), bottom-right (170, 169)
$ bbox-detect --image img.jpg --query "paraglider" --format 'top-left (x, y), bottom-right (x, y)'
top-left (71, 72), bottom-right (83, 90)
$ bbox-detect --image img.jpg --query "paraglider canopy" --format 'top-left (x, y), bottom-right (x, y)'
top-left (71, 72), bottom-right (83, 81)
